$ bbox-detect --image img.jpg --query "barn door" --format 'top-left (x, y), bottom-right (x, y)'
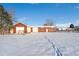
top-left (46, 29), bottom-right (48, 32)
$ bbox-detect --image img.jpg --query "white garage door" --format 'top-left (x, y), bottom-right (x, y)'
top-left (16, 27), bottom-right (24, 34)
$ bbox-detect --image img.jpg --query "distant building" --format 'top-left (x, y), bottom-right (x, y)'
top-left (57, 27), bottom-right (68, 31)
top-left (38, 26), bottom-right (58, 32)
top-left (58, 27), bottom-right (75, 32)
top-left (74, 26), bottom-right (79, 31)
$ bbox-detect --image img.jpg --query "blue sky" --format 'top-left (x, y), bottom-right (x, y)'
top-left (1, 3), bottom-right (79, 27)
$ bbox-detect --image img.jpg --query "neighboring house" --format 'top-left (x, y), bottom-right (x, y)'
top-left (58, 27), bottom-right (75, 32)
top-left (57, 27), bottom-right (67, 31)
top-left (66, 27), bottom-right (74, 31)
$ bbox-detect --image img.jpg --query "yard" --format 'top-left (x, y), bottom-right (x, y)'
top-left (0, 32), bottom-right (79, 56)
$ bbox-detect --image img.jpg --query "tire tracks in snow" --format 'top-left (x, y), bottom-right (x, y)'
top-left (44, 35), bottom-right (63, 56)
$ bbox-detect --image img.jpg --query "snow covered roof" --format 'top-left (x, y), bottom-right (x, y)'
top-left (31, 26), bottom-right (57, 28)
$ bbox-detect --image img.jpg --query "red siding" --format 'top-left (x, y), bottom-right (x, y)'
top-left (31, 27), bottom-right (33, 32)
top-left (48, 27), bottom-right (57, 32)
top-left (38, 27), bottom-right (46, 32)
top-left (38, 27), bottom-right (58, 32)
top-left (24, 27), bottom-right (27, 33)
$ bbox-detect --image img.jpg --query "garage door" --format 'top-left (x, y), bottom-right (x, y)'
top-left (16, 27), bottom-right (24, 34)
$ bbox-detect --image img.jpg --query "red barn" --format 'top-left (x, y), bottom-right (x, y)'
top-left (11, 23), bottom-right (27, 34)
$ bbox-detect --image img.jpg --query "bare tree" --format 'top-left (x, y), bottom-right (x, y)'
top-left (43, 19), bottom-right (54, 26)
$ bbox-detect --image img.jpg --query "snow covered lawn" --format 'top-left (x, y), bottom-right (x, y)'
top-left (0, 32), bottom-right (79, 56)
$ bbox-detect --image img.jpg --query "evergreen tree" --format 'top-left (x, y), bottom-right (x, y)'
top-left (0, 5), bottom-right (13, 34)
top-left (70, 24), bottom-right (74, 28)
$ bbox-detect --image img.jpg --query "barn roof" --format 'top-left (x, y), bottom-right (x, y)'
top-left (14, 23), bottom-right (27, 27)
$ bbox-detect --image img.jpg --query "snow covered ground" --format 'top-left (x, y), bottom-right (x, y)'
top-left (0, 32), bottom-right (79, 56)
